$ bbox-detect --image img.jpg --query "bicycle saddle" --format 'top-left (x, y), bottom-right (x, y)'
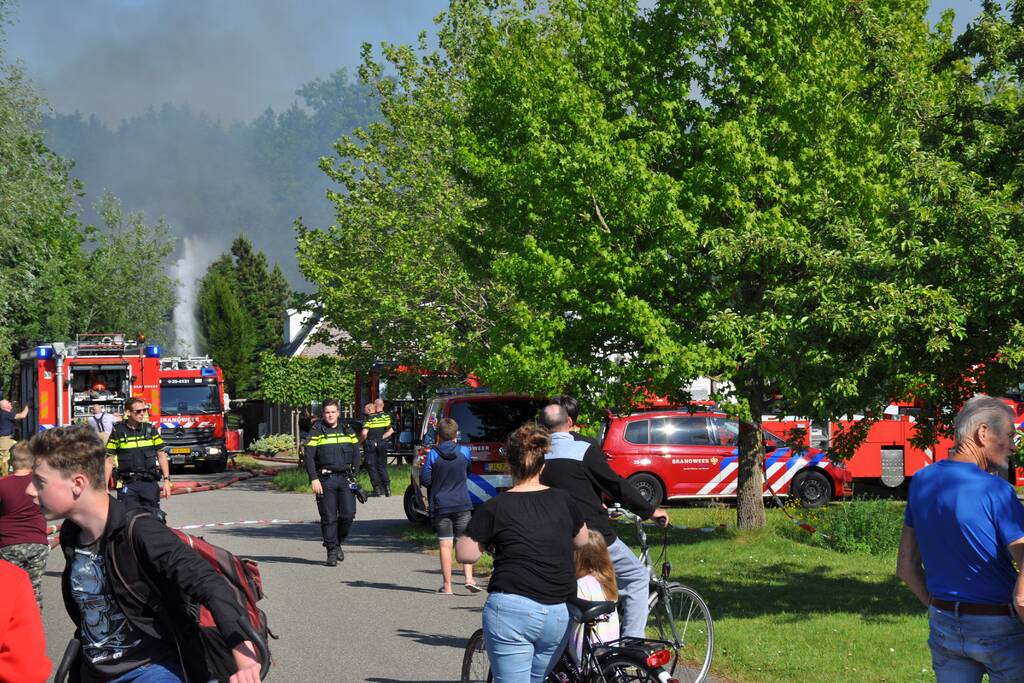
top-left (567, 595), bottom-right (617, 623)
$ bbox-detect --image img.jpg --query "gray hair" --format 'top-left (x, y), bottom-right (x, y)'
top-left (953, 394), bottom-right (1014, 452)
top-left (540, 404), bottom-right (569, 430)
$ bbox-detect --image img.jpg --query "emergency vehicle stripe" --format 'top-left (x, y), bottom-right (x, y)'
top-left (699, 461), bottom-right (738, 495)
top-left (467, 475), bottom-right (499, 505)
top-left (768, 457), bottom-right (807, 492)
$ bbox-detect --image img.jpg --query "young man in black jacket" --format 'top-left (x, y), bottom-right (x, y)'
top-left (27, 425), bottom-right (260, 683)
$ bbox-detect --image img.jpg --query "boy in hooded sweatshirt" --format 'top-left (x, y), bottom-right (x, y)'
top-left (420, 417), bottom-right (481, 594)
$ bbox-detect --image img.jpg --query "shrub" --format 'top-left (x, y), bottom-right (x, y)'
top-left (773, 498), bottom-right (905, 556)
top-left (249, 433), bottom-right (297, 456)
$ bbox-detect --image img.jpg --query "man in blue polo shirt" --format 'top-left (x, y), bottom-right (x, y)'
top-left (897, 394), bottom-right (1024, 682)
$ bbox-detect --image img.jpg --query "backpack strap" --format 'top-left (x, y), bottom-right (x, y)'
top-left (109, 511), bottom-right (162, 611)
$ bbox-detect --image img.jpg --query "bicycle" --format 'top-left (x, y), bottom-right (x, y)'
top-left (461, 595), bottom-right (678, 682)
top-left (609, 506), bottom-right (714, 683)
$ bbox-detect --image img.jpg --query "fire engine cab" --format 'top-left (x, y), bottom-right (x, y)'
top-left (157, 357), bottom-right (228, 472)
top-left (17, 334), bottom-right (162, 433)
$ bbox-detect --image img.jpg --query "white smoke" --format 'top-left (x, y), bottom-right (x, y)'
top-left (172, 235), bottom-right (218, 355)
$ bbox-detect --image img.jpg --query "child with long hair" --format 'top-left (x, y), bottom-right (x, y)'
top-left (572, 530), bottom-right (621, 658)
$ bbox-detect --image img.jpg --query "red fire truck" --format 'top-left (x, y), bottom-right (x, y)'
top-left (156, 356), bottom-right (229, 472)
top-left (17, 334), bottom-right (162, 434)
top-left (762, 398), bottom-right (1024, 489)
top-left (16, 336), bottom-right (229, 472)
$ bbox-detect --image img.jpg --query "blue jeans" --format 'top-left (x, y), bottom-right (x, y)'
top-left (928, 605), bottom-right (1024, 682)
top-left (109, 660), bottom-right (184, 683)
top-left (483, 592), bottom-right (570, 682)
top-left (608, 537), bottom-right (650, 638)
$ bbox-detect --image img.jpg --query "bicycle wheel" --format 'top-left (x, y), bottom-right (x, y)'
top-left (461, 628), bottom-right (492, 683)
top-left (649, 583), bottom-right (713, 682)
top-left (598, 655), bottom-right (661, 682)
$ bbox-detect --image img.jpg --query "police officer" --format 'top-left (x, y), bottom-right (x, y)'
top-left (361, 398), bottom-right (394, 497)
top-left (305, 399), bottom-right (360, 566)
top-left (105, 397), bottom-right (170, 516)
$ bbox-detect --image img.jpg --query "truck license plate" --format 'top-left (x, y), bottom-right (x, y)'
top-left (170, 447), bottom-right (190, 454)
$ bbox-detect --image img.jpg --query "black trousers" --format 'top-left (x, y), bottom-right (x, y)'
top-left (364, 440), bottom-right (390, 490)
top-left (316, 474), bottom-right (356, 548)
top-left (118, 479), bottom-right (161, 513)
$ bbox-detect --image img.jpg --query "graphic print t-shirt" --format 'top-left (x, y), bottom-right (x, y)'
top-left (71, 540), bottom-right (174, 681)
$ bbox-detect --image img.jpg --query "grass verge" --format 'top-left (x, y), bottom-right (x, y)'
top-left (228, 454), bottom-right (274, 472)
top-left (395, 502), bottom-right (927, 682)
top-left (626, 505), bottom-right (928, 683)
top-left (271, 463), bottom-right (412, 494)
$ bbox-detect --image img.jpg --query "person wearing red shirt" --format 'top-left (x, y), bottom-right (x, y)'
top-left (0, 442), bottom-right (49, 609)
top-left (0, 558), bottom-right (51, 683)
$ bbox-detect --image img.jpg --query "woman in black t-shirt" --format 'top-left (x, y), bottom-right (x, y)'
top-left (457, 424), bottom-right (588, 682)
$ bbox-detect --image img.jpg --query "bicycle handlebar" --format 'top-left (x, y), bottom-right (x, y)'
top-left (607, 504), bottom-right (671, 528)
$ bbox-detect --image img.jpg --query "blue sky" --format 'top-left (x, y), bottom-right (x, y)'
top-left (3, 1), bottom-right (984, 125)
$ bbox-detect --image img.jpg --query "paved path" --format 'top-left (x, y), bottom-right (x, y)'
top-left (42, 477), bottom-right (484, 682)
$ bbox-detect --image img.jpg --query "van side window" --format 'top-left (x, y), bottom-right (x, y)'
top-left (623, 420), bottom-right (649, 445)
top-left (651, 417), bottom-right (711, 445)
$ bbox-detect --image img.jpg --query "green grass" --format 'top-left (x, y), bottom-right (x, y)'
top-left (396, 502), bottom-right (929, 682)
top-left (272, 463), bottom-right (412, 494)
top-left (620, 505), bottom-right (929, 683)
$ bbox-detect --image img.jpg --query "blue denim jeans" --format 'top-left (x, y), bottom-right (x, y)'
top-left (607, 537), bottom-right (650, 638)
top-left (483, 592), bottom-right (570, 682)
top-left (109, 660), bottom-right (184, 683)
top-left (928, 605), bottom-right (1024, 682)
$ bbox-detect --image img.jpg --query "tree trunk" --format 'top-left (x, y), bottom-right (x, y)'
top-left (736, 384), bottom-right (766, 529)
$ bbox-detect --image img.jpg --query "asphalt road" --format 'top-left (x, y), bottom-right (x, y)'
top-left (41, 476), bottom-right (484, 682)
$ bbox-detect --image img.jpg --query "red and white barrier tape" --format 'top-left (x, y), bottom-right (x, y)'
top-left (46, 468), bottom-right (284, 548)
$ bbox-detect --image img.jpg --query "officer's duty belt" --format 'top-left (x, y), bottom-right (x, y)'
top-left (319, 468), bottom-right (352, 476)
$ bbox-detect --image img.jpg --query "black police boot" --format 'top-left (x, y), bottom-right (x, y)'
top-left (370, 487), bottom-right (382, 498)
top-left (336, 546), bottom-right (345, 563)
top-left (384, 484), bottom-right (391, 498)
top-left (326, 547), bottom-right (338, 567)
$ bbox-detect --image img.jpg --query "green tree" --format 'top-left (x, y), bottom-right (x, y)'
top-left (303, 0), bottom-right (1024, 530)
top-left (0, 1), bottom-right (83, 376)
top-left (197, 235), bottom-right (290, 392)
top-left (229, 234), bottom-right (290, 353)
top-left (197, 270), bottom-right (257, 393)
top-left (259, 353), bottom-right (353, 407)
top-left (444, 0), bottom-right (981, 528)
top-left (296, 39), bottom-right (498, 373)
top-left (74, 192), bottom-right (178, 342)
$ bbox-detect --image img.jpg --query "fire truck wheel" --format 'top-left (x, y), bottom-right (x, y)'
top-left (628, 473), bottom-right (664, 508)
top-left (794, 470), bottom-right (831, 508)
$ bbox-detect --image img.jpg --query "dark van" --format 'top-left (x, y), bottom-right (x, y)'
top-left (403, 393), bottom-right (546, 522)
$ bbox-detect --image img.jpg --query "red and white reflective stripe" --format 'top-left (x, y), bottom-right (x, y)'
top-left (924, 447), bottom-right (934, 463)
top-left (697, 461), bottom-right (737, 495)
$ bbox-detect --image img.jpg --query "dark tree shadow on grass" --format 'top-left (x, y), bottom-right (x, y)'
top-left (680, 561), bottom-right (920, 623)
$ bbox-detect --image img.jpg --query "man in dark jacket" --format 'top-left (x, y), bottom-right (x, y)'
top-left (304, 399), bottom-right (360, 566)
top-left (27, 425), bottom-right (260, 683)
top-left (539, 403), bottom-right (669, 638)
top-left (420, 417), bottom-right (480, 594)
top-left (105, 397), bottom-right (170, 515)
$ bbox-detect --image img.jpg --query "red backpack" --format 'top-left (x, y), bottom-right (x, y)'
top-left (122, 513), bottom-right (275, 682)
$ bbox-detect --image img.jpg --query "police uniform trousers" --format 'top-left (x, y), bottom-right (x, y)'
top-left (316, 473), bottom-right (356, 548)
top-left (119, 478), bottom-right (162, 514)
top-left (364, 440), bottom-right (390, 491)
